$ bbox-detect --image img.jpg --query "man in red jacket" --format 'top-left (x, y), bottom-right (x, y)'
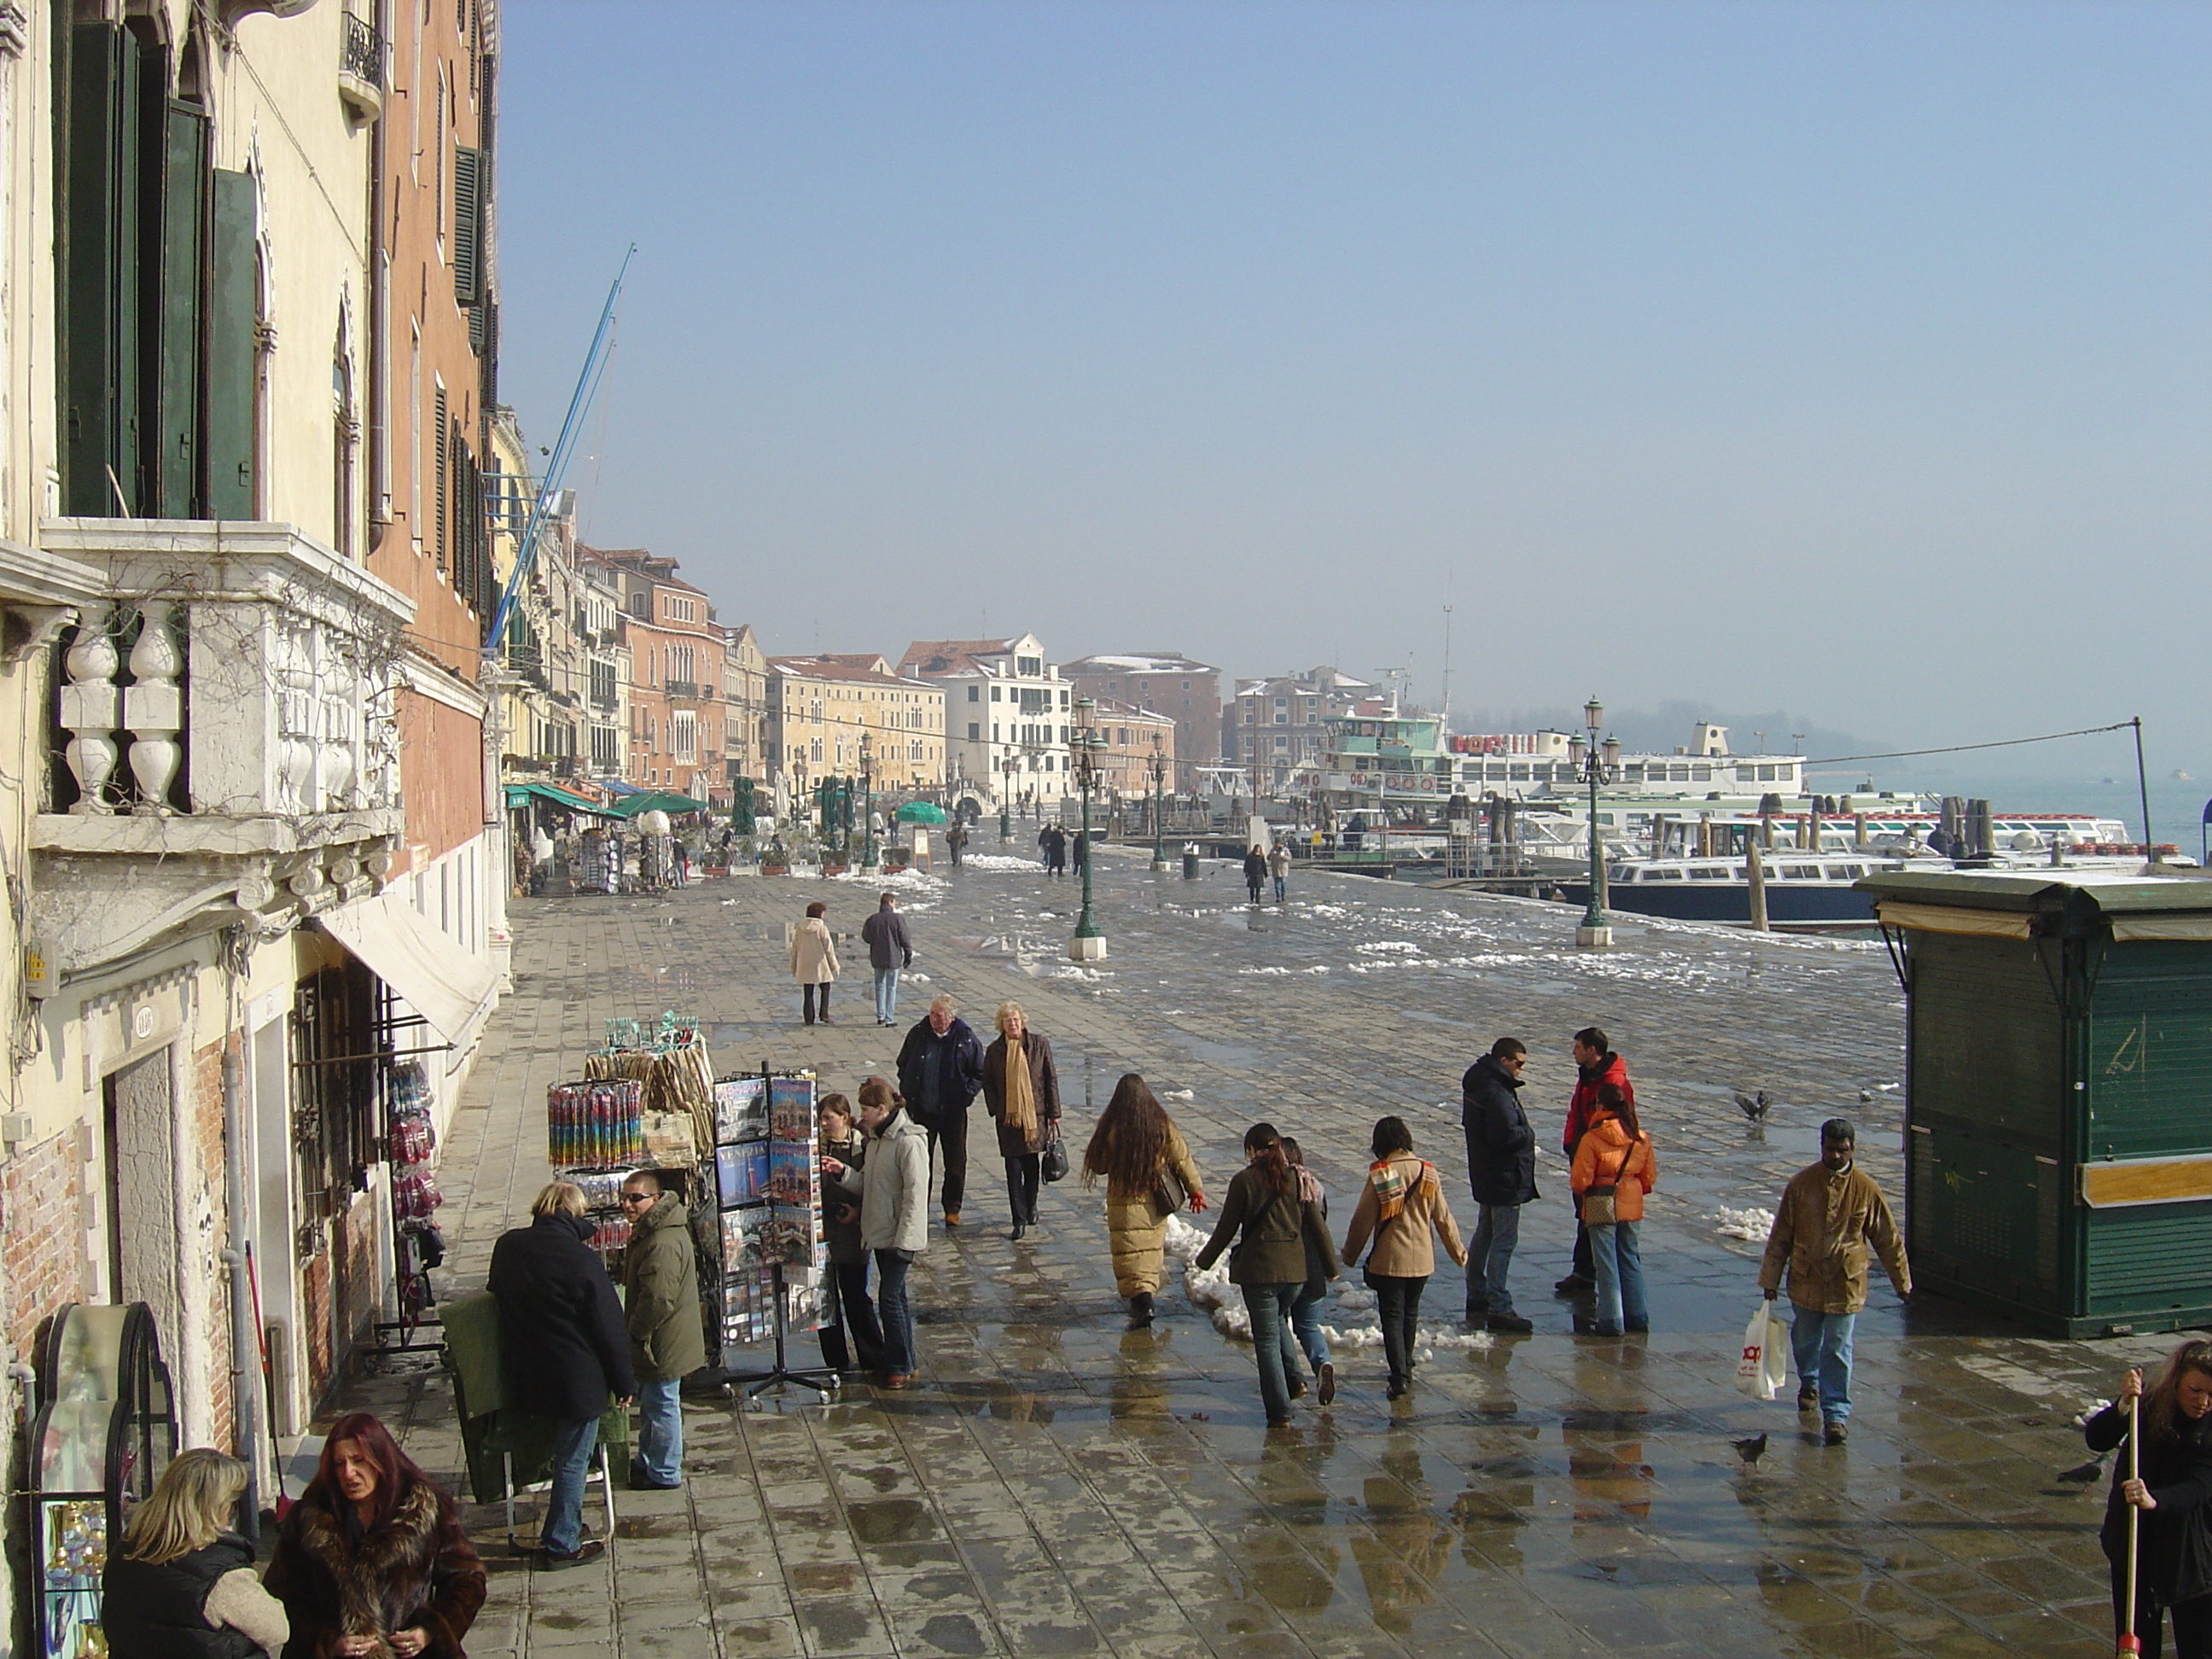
top-left (1557, 1026), bottom-right (1633, 1295)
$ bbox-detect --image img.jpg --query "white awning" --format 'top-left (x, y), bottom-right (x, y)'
top-left (320, 890), bottom-right (498, 1043)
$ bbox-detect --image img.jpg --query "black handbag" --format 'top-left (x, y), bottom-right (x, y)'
top-left (1041, 1125), bottom-right (1069, 1184)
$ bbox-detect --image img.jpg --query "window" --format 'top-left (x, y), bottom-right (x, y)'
top-left (672, 711), bottom-right (697, 763)
top-left (991, 684), bottom-right (1002, 702)
top-left (1059, 689), bottom-right (1069, 707)
top-left (967, 723), bottom-right (980, 741)
top-left (992, 724), bottom-right (999, 742)
top-left (1017, 655), bottom-right (1042, 677)
top-left (1274, 713), bottom-right (1288, 725)
top-left (968, 685), bottom-right (979, 701)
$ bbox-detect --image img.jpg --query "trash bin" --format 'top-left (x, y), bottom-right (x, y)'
top-left (1181, 848), bottom-right (1201, 880)
top-left (1861, 869), bottom-right (2212, 1336)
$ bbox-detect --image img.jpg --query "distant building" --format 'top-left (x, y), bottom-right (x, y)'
top-left (768, 656), bottom-right (947, 795)
top-left (722, 622), bottom-right (770, 787)
top-left (899, 635), bottom-right (1074, 809)
top-left (1230, 667), bottom-right (1383, 790)
top-left (583, 547), bottom-right (728, 800)
top-left (1062, 653), bottom-right (1222, 787)
top-left (1080, 698), bottom-right (1179, 797)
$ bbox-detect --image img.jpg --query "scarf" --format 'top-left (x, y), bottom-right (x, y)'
top-left (1295, 1167), bottom-right (1323, 1205)
top-left (1367, 1156), bottom-right (1437, 1225)
top-left (1001, 1036), bottom-right (1037, 1143)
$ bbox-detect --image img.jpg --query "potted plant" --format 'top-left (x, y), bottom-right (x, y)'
top-left (760, 835), bottom-right (791, 876)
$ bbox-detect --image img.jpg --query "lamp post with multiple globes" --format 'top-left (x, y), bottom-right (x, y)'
top-left (1569, 696), bottom-right (1621, 947)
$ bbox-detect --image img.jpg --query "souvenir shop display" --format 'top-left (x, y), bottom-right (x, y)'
top-left (546, 1079), bottom-right (645, 1167)
top-left (716, 1068), bottom-right (834, 1400)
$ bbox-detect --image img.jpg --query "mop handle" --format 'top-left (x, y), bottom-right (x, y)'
top-left (2123, 1392), bottom-right (2142, 1655)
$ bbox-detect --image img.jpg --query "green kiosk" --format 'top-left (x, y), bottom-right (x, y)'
top-left (1862, 870), bottom-right (2212, 1336)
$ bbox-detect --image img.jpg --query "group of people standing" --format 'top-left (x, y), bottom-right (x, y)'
top-left (1242, 842), bottom-right (1291, 903)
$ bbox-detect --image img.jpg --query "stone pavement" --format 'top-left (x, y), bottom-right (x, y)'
top-left (335, 845), bottom-right (2175, 1659)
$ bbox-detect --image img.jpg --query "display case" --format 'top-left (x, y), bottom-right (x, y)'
top-left (26, 1302), bottom-right (178, 1658)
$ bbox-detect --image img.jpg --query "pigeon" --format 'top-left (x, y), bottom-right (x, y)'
top-left (1857, 1090), bottom-right (1873, 1103)
top-left (2055, 1458), bottom-right (2105, 1485)
top-left (1735, 1091), bottom-right (1771, 1123)
top-left (1732, 1433), bottom-right (1768, 1464)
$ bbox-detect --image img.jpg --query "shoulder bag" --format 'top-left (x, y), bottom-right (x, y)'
top-left (1150, 1160), bottom-right (1190, 1222)
top-left (1581, 1145), bottom-right (1626, 1226)
top-left (1041, 1123), bottom-right (1068, 1184)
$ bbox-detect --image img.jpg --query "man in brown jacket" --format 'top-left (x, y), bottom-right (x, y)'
top-left (1758, 1120), bottom-right (1910, 1446)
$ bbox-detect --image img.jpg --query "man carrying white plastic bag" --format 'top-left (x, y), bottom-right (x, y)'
top-left (1753, 1119), bottom-right (1911, 1446)
top-left (1734, 1301), bottom-right (1790, 1400)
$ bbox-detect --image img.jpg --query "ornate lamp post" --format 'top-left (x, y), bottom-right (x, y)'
top-left (999, 751), bottom-right (1016, 842)
top-left (859, 734), bottom-right (876, 870)
top-left (1148, 733), bottom-right (1169, 871)
top-left (1068, 699), bottom-right (1107, 961)
top-left (1570, 696), bottom-right (1621, 947)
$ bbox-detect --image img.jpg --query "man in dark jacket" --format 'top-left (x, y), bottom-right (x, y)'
top-left (620, 1173), bottom-right (707, 1489)
top-left (896, 994), bottom-right (987, 1227)
top-left (487, 1182), bottom-right (635, 1565)
top-left (1557, 1026), bottom-right (1634, 1294)
top-left (1243, 846), bottom-right (1267, 903)
top-left (1461, 1037), bottom-right (1536, 1333)
top-left (860, 891), bottom-right (915, 1027)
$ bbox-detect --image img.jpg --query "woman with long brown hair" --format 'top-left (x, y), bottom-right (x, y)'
top-left (1569, 1081), bottom-right (1656, 1338)
top-left (983, 1002), bottom-right (1061, 1242)
top-left (2086, 1339), bottom-right (2212, 1658)
top-left (1081, 1073), bottom-right (1207, 1325)
top-left (264, 1412), bottom-right (486, 1656)
top-left (1195, 1121), bottom-right (1337, 1428)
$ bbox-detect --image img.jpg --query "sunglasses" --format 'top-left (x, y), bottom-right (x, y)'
top-left (619, 1191), bottom-right (654, 1206)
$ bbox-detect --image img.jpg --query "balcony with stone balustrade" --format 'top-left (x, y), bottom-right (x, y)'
top-left (20, 519), bottom-right (416, 977)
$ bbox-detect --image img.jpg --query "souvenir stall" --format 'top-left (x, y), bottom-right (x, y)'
top-left (713, 1068), bottom-right (833, 1401)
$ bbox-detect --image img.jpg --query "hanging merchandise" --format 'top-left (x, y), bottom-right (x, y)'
top-left (716, 1068), bottom-right (834, 1399)
top-left (546, 1079), bottom-right (646, 1168)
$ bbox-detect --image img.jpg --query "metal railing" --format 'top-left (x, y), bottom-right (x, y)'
top-left (341, 13), bottom-right (387, 89)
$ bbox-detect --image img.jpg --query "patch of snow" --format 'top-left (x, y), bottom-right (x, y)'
top-left (962, 853), bottom-right (1045, 871)
top-left (1714, 1207), bottom-right (1776, 1242)
top-left (1356, 941), bottom-right (1423, 954)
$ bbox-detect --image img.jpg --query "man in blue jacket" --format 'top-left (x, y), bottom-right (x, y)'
top-left (1461, 1037), bottom-right (1536, 1334)
top-left (895, 995), bottom-right (987, 1228)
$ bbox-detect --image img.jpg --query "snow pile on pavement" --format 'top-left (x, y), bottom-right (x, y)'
top-left (1356, 940), bottom-right (1423, 954)
top-left (829, 867), bottom-right (945, 894)
top-left (1161, 1215), bottom-right (1488, 1353)
top-left (1714, 1207), bottom-right (1776, 1241)
top-left (1237, 965), bottom-right (1330, 975)
top-left (961, 853), bottom-right (1044, 871)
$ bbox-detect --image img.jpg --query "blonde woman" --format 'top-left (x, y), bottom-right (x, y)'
top-left (102, 1447), bottom-right (289, 1657)
top-left (982, 1002), bottom-right (1061, 1242)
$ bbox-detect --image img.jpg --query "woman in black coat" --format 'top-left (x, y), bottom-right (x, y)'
top-left (2086, 1340), bottom-right (2212, 1659)
top-left (982, 1001), bottom-right (1061, 1242)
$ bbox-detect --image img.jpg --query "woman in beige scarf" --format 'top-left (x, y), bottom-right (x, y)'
top-left (983, 1002), bottom-right (1061, 1242)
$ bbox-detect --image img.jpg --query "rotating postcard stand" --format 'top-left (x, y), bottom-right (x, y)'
top-left (26, 1302), bottom-right (179, 1659)
top-left (714, 1069), bottom-right (836, 1405)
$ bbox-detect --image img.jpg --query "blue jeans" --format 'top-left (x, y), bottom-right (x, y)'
top-left (634, 1377), bottom-right (682, 1485)
top-left (1239, 1282), bottom-right (1305, 1422)
top-left (1272, 876), bottom-right (1286, 901)
top-left (874, 968), bottom-right (900, 1023)
top-left (1464, 1200), bottom-right (1522, 1317)
top-left (875, 1249), bottom-right (915, 1376)
top-left (1790, 1309), bottom-right (1856, 1423)
top-left (1289, 1279), bottom-right (1330, 1372)
top-left (541, 1415), bottom-right (600, 1554)
top-left (1588, 1220), bottom-right (1645, 1335)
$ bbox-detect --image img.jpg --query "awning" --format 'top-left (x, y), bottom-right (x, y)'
top-left (504, 781), bottom-right (620, 818)
top-left (1873, 901), bottom-right (2032, 939)
top-left (2108, 915), bottom-right (2212, 942)
top-left (321, 891), bottom-right (500, 1043)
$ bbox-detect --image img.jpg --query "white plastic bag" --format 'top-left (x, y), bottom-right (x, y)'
top-left (1734, 1300), bottom-right (1790, 1400)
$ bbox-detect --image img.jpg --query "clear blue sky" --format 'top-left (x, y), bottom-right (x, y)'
top-left (496, 1), bottom-right (2209, 771)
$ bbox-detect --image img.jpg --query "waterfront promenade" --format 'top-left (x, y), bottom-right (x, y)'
top-left (347, 847), bottom-right (2155, 1659)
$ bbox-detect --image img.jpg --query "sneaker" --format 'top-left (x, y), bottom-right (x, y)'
top-left (1796, 1384), bottom-right (1819, 1412)
top-left (1288, 1378), bottom-right (1308, 1400)
top-left (884, 1372), bottom-right (911, 1390)
top-left (1554, 1273), bottom-right (1593, 1295)
top-left (628, 1471), bottom-right (682, 1492)
top-left (538, 1540), bottom-right (606, 1569)
top-left (1318, 1363), bottom-right (1336, 1406)
top-left (1486, 1313), bottom-right (1534, 1335)
top-left (1824, 1422), bottom-right (1848, 1447)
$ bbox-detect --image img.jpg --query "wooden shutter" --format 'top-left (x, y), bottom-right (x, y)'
top-left (61, 24), bottom-right (139, 515)
top-left (434, 385), bottom-right (448, 570)
top-left (451, 145), bottom-right (484, 305)
top-left (151, 98), bottom-right (207, 518)
top-left (206, 169), bottom-right (256, 517)
top-left (475, 296), bottom-right (498, 404)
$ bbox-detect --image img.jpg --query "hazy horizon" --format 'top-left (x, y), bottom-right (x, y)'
top-left (497, 2), bottom-right (2209, 777)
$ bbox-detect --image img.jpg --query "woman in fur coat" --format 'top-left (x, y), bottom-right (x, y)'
top-left (264, 1412), bottom-right (486, 1658)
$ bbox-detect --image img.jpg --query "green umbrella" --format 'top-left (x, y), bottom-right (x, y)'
top-left (894, 801), bottom-right (947, 824)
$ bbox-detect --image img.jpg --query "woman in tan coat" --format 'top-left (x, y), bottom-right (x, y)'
top-left (789, 900), bottom-right (840, 1025)
top-left (1342, 1115), bottom-right (1466, 1400)
top-left (1081, 1074), bottom-right (1207, 1325)
top-left (981, 1003), bottom-right (1061, 1242)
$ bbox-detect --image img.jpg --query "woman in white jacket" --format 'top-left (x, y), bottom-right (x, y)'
top-left (824, 1076), bottom-right (929, 1388)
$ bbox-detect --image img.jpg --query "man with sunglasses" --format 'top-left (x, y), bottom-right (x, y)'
top-left (1461, 1037), bottom-right (1537, 1333)
top-left (620, 1172), bottom-right (705, 1489)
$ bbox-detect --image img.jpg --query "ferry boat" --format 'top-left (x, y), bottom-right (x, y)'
top-left (1557, 853), bottom-right (1903, 924)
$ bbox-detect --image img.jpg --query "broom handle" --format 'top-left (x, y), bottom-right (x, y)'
top-left (2125, 1392), bottom-right (2142, 1652)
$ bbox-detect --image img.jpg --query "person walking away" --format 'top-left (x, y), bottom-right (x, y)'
top-left (1071, 828), bottom-right (1088, 874)
top-left (1194, 1122), bottom-right (1337, 1428)
top-left (104, 1447), bottom-right (289, 1658)
top-left (1342, 1117), bottom-right (1466, 1400)
top-left (1243, 845), bottom-right (1267, 903)
top-left (1569, 1083), bottom-right (1656, 1336)
top-left (1280, 1136), bottom-right (1336, 1405)
top-left (1081, 1073), bottom-right (1207, 1326)
top-left (815, 1094), bottom-right (886, 1374)
top-left (946, 820), bottom-right (967, 868)
top-left (824, 1077), bottom-right (930, 1388)
top-left (983, 1001), bottom-right (1061, 1241)
top-left (619, 1172), bottom-right (706, 1490)
top-left (530, 826), bottom-right (555, 896)
top-left (896, 995), bottom-right (987, 1228)
top-left (1557, 1027), bottom-right (1633, 1295)
top-left (1268, 841), bottom-right (1290, 903)
top-left (1049, 824), bottom-right (1068, 875)
top-left (1757, 1118), bottom-right (1910, 1445)
top-left (673, 836), bottom-right (690, 886)
top-left (860, 891), bottom-right (914, 1027)
top-left (264, 1412), bottom-right (486, 1651)
top-left (790, 900), bottom-right (840, 1026)
top-left (1460, 1037), bottom-right (1537, 1333)
top-left (2087, 1342), bottom-right (2212, 1659)
top-left (486, 1181), bottom-right (635, 1566)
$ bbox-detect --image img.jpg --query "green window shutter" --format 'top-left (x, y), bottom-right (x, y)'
top-left (151, 99), bottom-right (206, 518)
top-left (61, 24), bottom-right (139, 515)
top-left (475, 295), bottom-right (498, 405)
top-left (207, 169), bottom-right (257, 517)
top-left (434, 385), bottom-right (448, 570)
top-left (451, 145), bottom-right (483, 305)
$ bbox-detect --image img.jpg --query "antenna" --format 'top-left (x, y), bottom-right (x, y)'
top-left (1440, 598), bottom-right (1454, 733)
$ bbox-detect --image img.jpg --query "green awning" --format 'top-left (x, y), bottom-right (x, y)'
top-left (504, 782), bottom-right (621, 818)
top-left (607, 790), bottom-right (709, 819)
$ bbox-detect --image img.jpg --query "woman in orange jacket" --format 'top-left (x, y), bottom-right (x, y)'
top-left (1569, 1081), bottom-right (1656, 1336)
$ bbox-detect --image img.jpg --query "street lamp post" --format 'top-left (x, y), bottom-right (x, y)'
top-left (859, 735), bottom-right (876, 870)
top-left (1148, 734), bottom-right (1169, 871)
top-left (1571, 696), bottom-right (1621, 947)
top-left (999, 752), bottom-right (1015, 843)
top-left (1069, 700), bottom-right (1107, 961)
